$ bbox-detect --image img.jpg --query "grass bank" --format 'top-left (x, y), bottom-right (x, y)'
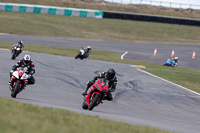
top-left (2, 0), bottom-right (200, 19)
top-left (0, 97), bottom-right (169, 133)
top-left (1, 12), bottom-right (200, 44)
top-left (1, 42), bottom-right (200, 94)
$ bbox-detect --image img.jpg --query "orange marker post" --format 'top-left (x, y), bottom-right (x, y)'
top-left (192, 51), bottom-right (196, 59)
top-left (153, 48), bottom-right (157, 56)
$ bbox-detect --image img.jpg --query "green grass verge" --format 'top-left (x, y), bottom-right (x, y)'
top-left (1, 12), bottom-right (200, 44)
top-left (0, 97), bottom-right (169, 133)
top-left (1, 42), bottom-right (200, 94)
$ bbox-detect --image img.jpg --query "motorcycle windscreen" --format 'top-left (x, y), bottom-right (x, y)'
top-left (94, 79), bottom-right (109, 93)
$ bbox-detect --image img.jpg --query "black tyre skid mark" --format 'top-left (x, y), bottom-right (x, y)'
top-left (113, 80), bottom-right (143, 102)
top-left (35, 60), bottom-right (84, 89)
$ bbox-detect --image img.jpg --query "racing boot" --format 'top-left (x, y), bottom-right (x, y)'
top-left (82, 80), bottom-right (94, 96)
top-left (22, 81), bottom-right (28, 90)
top-left (8, 79), bottom-right (14, 92)
top-left (82, 88), bottom-right (88, 96)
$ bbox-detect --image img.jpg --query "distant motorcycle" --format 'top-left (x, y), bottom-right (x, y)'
top-left (11, 44), bottom-right (22, 60)
top-left (10, 67), bottom-right (29, 98)
top-left (75, 47), bottom-right (90, 60)
top-left (163, 58), bottom-right (179, 67)
top-left (82, 78), bottom-right (109, 111)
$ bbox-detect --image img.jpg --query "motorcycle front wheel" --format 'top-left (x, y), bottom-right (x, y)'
top-left (75, 53), bottom-right (80, 59)
top-left (11, 82), bottom-right (21, 98)
top-left (88, 94), bottom-right (100, 111)
top-left (11, 52), bottom-right (16, 60)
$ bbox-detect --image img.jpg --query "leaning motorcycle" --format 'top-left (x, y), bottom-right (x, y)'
top-left (82, 78), bottom-right (109, 111)
top-left (75, 47), bottom-right (89, 60)
top-left (10, 67), bottom-right (29, 98)
top-left (11, 44), bottom-right (22, 60)
top-left (163, 58), bottom-right (179, 67)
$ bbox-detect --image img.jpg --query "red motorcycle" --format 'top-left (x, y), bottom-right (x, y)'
top-left (82, 78), bottom-right (109, 110)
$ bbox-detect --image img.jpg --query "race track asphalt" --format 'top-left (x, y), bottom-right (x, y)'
top-left (0, 34), bottom-right (200, 70)
top-left (0, 49), bottom-right (200, 133)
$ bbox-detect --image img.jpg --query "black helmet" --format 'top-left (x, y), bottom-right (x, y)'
top-left (18, 40), bottom-right (23, 45)
top-left (106, 68), bottom-right (116, 80)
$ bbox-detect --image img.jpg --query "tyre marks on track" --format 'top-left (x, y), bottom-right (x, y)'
top-left (114, 80), bottom-right (143, 102)
top-left (35, 59), bottom-right (84, 89)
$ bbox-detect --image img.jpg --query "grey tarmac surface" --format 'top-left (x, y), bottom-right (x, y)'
top-left (0, 33), bottom-right (200, 69)
top-left (1, 49), bottom-right (200, 133)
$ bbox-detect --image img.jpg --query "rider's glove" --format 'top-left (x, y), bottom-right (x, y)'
top-left (28, 74), bottom-right (31, 79)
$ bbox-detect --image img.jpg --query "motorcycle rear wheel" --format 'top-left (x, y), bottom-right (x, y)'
top-left (88, 94), bottom-right (100, 111)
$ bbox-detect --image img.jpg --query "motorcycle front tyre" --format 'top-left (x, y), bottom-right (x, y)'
top-left (75, 53), bottom-right (80, 59)
top-left (11, 82), bottom-right (21, 98)
top-left (88, 94), bottom-right (100, 111)
top-left (11, 52), bottom-right (16, 60)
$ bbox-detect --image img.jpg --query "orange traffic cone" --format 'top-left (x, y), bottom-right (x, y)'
top-left (192, 51), bottom-right (196, 59)
top-left (153, 48), bottom-right (157, 56)
top-left (171, 49), bottom-right (175, 58)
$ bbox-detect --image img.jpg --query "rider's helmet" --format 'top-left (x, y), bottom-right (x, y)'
top-left (174, 56), bottom-right (179, 62)
top-left (23, 54), bottom-right (31, 64)
top-left (18, 40), bottom-right (23, 45)
top-left (87, 46), bottom-right (91, 50)
top-left (106, 68), bottom-right (116, 80)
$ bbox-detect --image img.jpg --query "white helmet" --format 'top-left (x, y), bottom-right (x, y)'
top-left (23, 54), bottom-right (31, 64)
top-left (174, 57), bottom-right (179, 60)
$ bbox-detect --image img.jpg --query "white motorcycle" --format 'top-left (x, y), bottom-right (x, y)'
top-left (75, 47), bottom-right (90, 60)
top-left (11, 44), bottom-right (23, 60)
top-left (10, 67), bottom-right (29, 98)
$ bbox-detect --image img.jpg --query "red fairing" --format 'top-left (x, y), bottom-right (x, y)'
top-left (18, 70), bottom-right (25, 77)
top-left (93, 79), bottom-right (109, 93)
top-left (86, 92), bottom-right (101, 106)
top-left (85, 78), bottom-right (109, 106)
top-left (13, 80), bottom-right (21, 87)
top-left (86, 93), bottom-right (91, 105)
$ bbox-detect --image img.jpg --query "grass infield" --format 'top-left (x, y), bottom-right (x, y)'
top-left (1, 12), bottom-right (200, 44)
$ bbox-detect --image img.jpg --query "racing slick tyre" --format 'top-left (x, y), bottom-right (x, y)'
top-left (11, 82), bottom-right (20, 98)
top-left (11, 52), bottom-right (16, 60)
top-left (75, 53), bottom-right (80, 59)
top-left (88, 94), bottom-right (100, 111)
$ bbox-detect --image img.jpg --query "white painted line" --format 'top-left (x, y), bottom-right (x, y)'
top-left (121, 51), bottom-right (128, 60)
top-left (136, 68), bottom-right (200, 96)
top-left (0, 33), bottom-right (7, 35)
top-left (0, 48), bottom-right (9, 51)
